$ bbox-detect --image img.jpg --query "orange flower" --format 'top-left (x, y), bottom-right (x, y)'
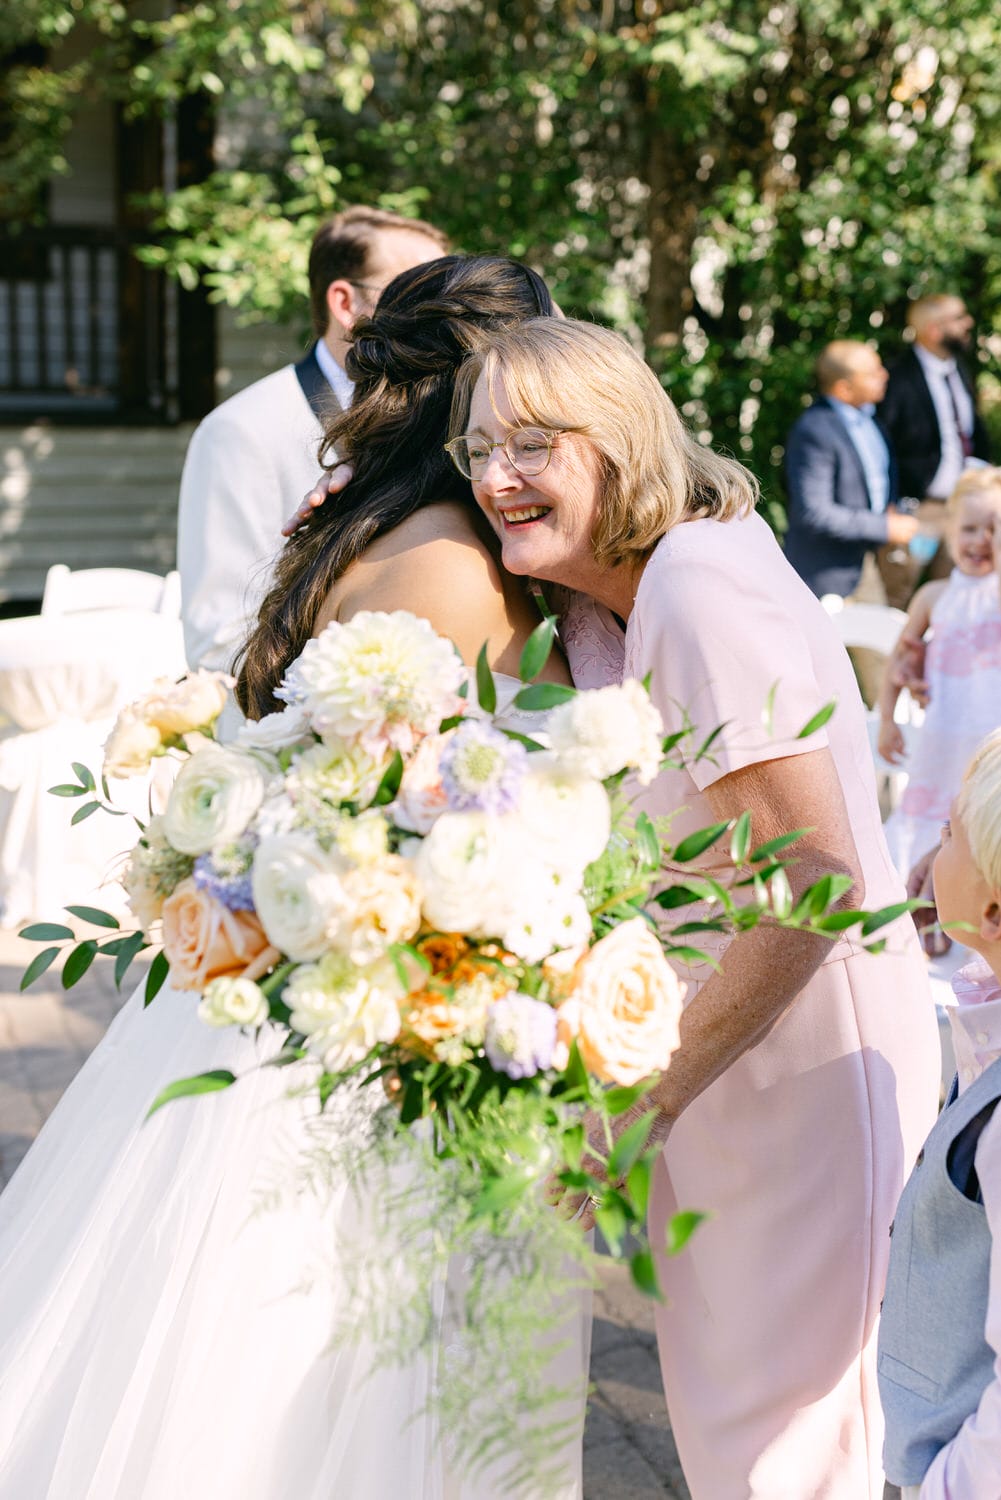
top-left (161, 878), bottom-right (277, 992)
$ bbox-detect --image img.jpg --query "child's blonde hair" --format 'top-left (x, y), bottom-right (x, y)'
top-left (958, 729), bottom-right (1001, 890)
top-left (945, 466), bottom-right (1001, 518)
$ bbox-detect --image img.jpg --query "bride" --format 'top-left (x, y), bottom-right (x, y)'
top-left (0, 255), bottom-right (589, 1500)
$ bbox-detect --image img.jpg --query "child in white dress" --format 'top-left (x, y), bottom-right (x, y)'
top-left (879, 468), bottom-right (1001, 891)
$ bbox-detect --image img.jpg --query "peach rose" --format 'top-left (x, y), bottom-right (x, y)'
top-left (161, 878), bottom-right (278, 992)
top-left (556, 918), bottom-right (686, 1086)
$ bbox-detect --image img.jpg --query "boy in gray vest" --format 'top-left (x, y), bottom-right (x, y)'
top-left (879, 726), bottom-right (1001, 1497)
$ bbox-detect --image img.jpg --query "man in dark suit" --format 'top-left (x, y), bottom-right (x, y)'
top-left (784, 341), bottom-right (918, 601)
top-left (877, 293), bottom-right (991, 603)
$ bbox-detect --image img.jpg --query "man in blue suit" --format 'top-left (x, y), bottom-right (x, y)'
top-left (784, 341), bottom-right (919, 600)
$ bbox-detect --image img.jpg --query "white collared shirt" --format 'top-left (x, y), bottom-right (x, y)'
top-left (314, 337), bottom-right (355, 413)
top-left (914, 344), bottom-right (975, 499)
top-left (828, 396), bottom-right (890, 513)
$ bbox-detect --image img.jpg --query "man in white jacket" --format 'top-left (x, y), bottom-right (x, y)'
top-left (177, 206), bottom-right (448, 679)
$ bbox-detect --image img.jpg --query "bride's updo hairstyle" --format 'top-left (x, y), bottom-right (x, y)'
top-left (450, 318), bottom-right (758, 569)
top-left (236, 255), bottom-right (554, 719)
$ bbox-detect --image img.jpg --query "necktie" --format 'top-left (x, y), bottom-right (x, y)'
top-left (944, 370), bottom-right (974, 459)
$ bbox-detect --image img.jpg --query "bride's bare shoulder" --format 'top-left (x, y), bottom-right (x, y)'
top-left (314, 502), bottom-right (506, 654)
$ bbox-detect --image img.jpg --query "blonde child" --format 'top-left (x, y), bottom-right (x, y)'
top-left (879, 469), bottom-right (1001, 887)
top-left (879, 728), bottom-right (1001, 1497)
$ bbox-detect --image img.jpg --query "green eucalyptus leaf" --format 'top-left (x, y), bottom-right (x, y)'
top-left (146, 1069), bottom-right (237, 1119)
top-left (811, 909), bottom-right (866, 933)
top-left (769, 868), bottom-right (793, 919)
top-left (144, 949), bottom-right (170, 1007)
top-left (796, 700), bottom-right (837, 739)
top-left (860, 900), bottom-right (918, 937)
top-left (64, 905), bottom-right (120, 929)
top-left (371, 750), bottom-right (404, 807)
top-left (19, 945), bottom-right (61, 991)
top-left (61, 940), bottom-right (98, 988)
top-left (475, 643), bottom-right (497, 715)
top-left (511, 682), bottom-right (576, 712)
top-left (48, 783), bottom-right (88, 797)
top-left (730, 810), bottom-right (751, 864)
top-left (603, 1080), bottom-right (654, 1115)
top-left (748, 828), bottom-right (812, 863)
top-left (665, 1209), bottom-right (708, 1256)
top-left (671, 822), bottom-right (730, 863)
top-left (626, 1156), bottom-right (652, 1220)
top-left (114, 930), bottom-right (148, 989)
top-left (70, 801), bottom-right (102, 825)
top-left (652, 885), bottom-right (702, 910)
top-left (71, 762), bottom-right (96, 790)
top-left (634, 811), bottom-right (660, 867)
top-left (761, 680), bottom-right (779, 736)
top-left (19, 922), bottom-right (74, 942)
top-left (595, 1196), bottom-right (628, 1256)
top-left (608, 1110), bottom-right (657, 1180)
top-left (694, 721), bottom-right (730, 762)
top-left (518, 614), bottom-right (557, 682)
top-left (629, 1248), bottom-right (663, 1299)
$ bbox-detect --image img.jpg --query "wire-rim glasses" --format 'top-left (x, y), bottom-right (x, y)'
top-left (444, 427), bottom-right (559, 480)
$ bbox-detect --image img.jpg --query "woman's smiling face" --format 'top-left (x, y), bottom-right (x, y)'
top-left (466, 370), bottom-right (605, 590)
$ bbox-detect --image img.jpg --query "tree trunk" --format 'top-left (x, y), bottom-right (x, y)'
top-left (643, 117), bottom-right (700, 355)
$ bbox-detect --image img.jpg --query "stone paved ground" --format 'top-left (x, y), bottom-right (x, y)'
top-left (0, 926), bottom-right (689, 1498)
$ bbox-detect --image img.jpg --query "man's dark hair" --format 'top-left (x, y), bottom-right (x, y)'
top-left (308, 206), bottom-right (450, 337)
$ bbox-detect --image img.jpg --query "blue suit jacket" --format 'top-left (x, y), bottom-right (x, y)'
top-left (783, 397), bottom-right (898, 598)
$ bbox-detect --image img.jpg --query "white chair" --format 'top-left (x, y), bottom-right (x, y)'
top-left (42, 564), bottom-right (182, 619)
top-left (824, 600), bottom-right (923, 815)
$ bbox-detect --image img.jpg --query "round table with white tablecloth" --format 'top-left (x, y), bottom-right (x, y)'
top-left (0, 610), bottom-right (186, 925)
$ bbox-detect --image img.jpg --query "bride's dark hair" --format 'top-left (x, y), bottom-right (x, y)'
top-left (235, 254), bottom-right (554, 720)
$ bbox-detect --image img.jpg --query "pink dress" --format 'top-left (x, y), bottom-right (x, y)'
top-left (883, 569), bottom-right (1001, 879)
top-left (560, 510), bottom-right (941, 1499)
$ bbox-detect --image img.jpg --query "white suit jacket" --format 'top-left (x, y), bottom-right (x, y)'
top-left (177, 357), bottom-right (342, 677)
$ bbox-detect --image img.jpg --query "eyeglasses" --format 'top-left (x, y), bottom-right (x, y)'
top-left (444, 427), bottom-right (559, 480)
top-left (348, 280), bottom-right (388, 298)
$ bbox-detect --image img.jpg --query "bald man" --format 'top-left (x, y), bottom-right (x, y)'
top-left (876, 294), bottom-right (992, 603)
top-left (784, 340), bottom-right (917, 601)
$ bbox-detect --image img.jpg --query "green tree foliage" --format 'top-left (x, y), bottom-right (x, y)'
top-left (4, 0), bottom-right (1000, 517)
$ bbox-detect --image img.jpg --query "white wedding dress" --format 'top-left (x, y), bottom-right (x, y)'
top-left (0, 678), bottom-right (590, 1500)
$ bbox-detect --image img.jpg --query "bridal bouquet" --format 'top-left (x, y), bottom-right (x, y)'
top-left (21, 609), bottom-right (911, 1489)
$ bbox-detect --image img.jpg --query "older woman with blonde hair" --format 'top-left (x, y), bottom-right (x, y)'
top-left (446, 318), bottom-right (942, 1500)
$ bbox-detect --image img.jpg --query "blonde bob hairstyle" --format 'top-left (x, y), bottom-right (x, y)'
top-left (958, 729), bottom-right (1001, 893)
top-left (449, 318), bottom-right (758, 568)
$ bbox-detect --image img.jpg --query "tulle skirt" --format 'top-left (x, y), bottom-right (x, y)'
top-left (0, 981), bottom-right (587, 1499)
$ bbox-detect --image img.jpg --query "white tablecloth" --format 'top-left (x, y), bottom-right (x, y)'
top-left (0, 611), bottom-right (186, 925)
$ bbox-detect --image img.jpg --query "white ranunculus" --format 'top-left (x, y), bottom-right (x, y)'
top-left (278, 611), bottom-right (466, 756)
top-left (198, 975), bottom-right (270, 1029)
top-left (251, 832), bottom-right (347, 961)
top-left (163, 745), bottom-right (266, 855)
top-left (235, 703), bottom-right (313, 754)
top-left (502, 882), bottom-right (593, 965)
top-left (413, 810), bottom-right (521, 937)
top-left (103, 707), bottom-right (163, 779)
top-left (514, 756), bottom-right (611, 877)
top-left (143, 670), bottom-right (232, 737)
top-left (286, 737), bottom-right (388, 811)
top-left (547, 679), bottom-right (664, 785)
top-left (285, 951), bottom-right (402, 1072)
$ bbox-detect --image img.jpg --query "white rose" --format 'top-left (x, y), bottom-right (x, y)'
top-left (287, 737), bottom-right (387, 809)
top-left (333, 808), bottom-right (390, 865)
top-left (104, 707), bottom-right (163, 779)
top-left (198, 975), bottom-right (270, 1028)
top-left (163, 744), bottom-right (266, 855)
top-left (547, 679), bottom-right (664, 785)
top-left (235, 703), bottom-right (313, 754)
top-left (285, 951), bottom-right (402, 1071)
top-left (251, 832), bottom-right (347, 961)
top-left (413, 811), bottom-right (521, 937)
top-left (144, 670), bottom-right (232, 737)
top-left (514, 756), bottom-right (611, 876)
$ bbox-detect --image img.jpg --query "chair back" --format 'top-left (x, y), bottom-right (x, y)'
top-left (828, 601), bottom-right (908, 657)
top-left (41, 565), bottom-right (182, 619)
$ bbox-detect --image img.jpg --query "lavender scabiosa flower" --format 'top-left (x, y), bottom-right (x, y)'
top-left (439, 720), bottom-right (527, 815)
top-left (484, 994), bottom-right (558, 1080)
top-left (193, 837), bottom-right (257, 912)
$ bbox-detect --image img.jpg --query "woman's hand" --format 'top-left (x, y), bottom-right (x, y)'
top-left (281, 462), bottom-right (356, 536)
top-left (877, 719), bottom-right (906, 765)
top-left (907, 843), bottom-right (950, 955)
